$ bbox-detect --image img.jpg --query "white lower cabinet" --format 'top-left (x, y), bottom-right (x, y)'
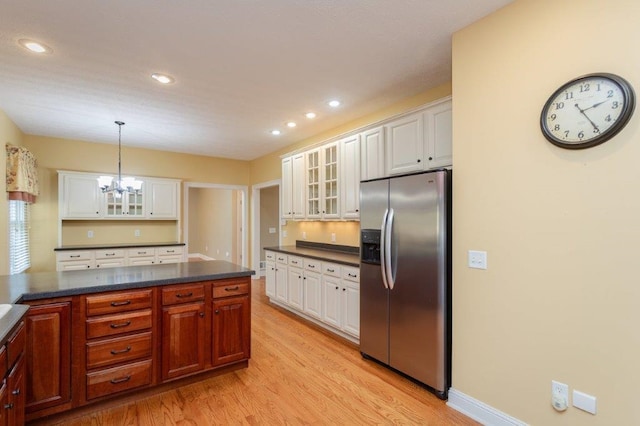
top-left (56, 245), bottom-right (185, 271)
top-left (264, 251), bottom-right (360, 341)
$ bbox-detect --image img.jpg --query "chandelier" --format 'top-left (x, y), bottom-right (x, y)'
top-left (97, 121), bottom-right (142, 195)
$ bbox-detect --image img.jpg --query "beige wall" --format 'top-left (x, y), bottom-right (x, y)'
top-left (23, 135), bottom-right (250, 271)
top-left (452, 0), bottom-right (640, 424)
top-left (0, 111), bottom-right (25, 275)
top-left (187, 187), bottom-right (238, 261)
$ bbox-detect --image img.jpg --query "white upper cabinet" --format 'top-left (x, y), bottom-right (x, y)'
top-left (281, 157), bottom-right (293, 219)
top-left (321, 143), bottom-right (340, 219)
top-left (340, 134), bottom-right (360, 219)
top-left (291, 153), bottom-right (306, 219)
top-left (424, 99), bottom-right (453, 169)
top-left (305, 149), bottom-right (321, 219)
top-left (60, 173), bottom-right (102, 218)
top-left (385, 111), bottom-right (425, 176)
top-left (360, 126), bottom-right (385, 181)
top-left (146, 178), bottom-right (179, 219)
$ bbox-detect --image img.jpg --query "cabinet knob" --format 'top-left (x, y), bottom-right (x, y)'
top-left (215, 309), bottom-right (220, 314)
top-left (343, 288), bottom-right (346, 291)
top-left (199, 312), bottom-right (205, 318)
top-left (429, 157), bottom-right (433, 161)
top-left (417, 159), bottom-right (421, 163)
top-left (335, 286), bottom-right (339, 290)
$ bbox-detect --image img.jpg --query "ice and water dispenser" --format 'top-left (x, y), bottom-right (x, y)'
top-left (360, 229), bottom-right (381, 265)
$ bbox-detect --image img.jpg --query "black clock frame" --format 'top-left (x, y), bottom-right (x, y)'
top-left (540, 73), bottom-right (636, 149)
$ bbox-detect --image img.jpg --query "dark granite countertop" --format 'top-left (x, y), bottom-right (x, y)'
top-left (54, 242), bottom-right (185, 251)
top-left (265, 242), bottom-right (360, 267)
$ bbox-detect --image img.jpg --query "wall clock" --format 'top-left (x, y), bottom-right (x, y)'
top-left (540, 73), bottom-right (635, 149)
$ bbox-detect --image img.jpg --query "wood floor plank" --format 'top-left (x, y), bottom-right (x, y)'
top-left (31, 278), bottom-right (478, 425)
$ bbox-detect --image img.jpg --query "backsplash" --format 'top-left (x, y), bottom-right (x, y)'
top-left (281, 221), bottom-right (360, 247)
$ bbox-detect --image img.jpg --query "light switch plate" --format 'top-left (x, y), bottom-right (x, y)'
top-left (468, 250), bottom-right (487, 269)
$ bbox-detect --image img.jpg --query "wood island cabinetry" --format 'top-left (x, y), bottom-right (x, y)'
top-left (0, 321), bottom-right (27, 426)
top-left (212, 279), bottom-right (250, 366)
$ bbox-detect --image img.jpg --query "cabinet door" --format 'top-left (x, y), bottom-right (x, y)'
top-left (61, 174), bottom-right (102, 218)
top-left (321, 144), bottom-right (340, 219)
top-left (0, 380), bottom-right (7, 426)
top-left (340, 135), bottom-right (360, 219)
top-left (281, 157), bottom-right (293, 219)
top-left (147, 180), bottom-right (178, 219)
top-left (161, 302), bottom-right (205, 380)
top-left (275, 265), bottom-right (288, 304)
top-left (321, 276), bottom-right (341, 329)
top-left (424, 99), bottom-right (452, 169)
top-left (212, 296), bottom-right (250, 366)
top-left (305, 149), bottom-right (321, 219)
top-left (360, 126), bottom-right (385, 181)
top-left (385, 112), bottom-right (425, 176)
top-left (25, 302), bottom-right (72, 414)
top-left (342, 283), bottom-right (360, 338)
top-left (6, 354), bottom-right (25, 426)
top-left (303, 270), bottom-right (322, 320)
top-left (287, 267), bottom-right (304, 311)
top-left (265, 261), bottom-right (276, 298)
top-left (291, 153), bottom-right (306, 219)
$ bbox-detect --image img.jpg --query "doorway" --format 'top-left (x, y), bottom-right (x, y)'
top-left (251, 180), bottom-right (280, 278)
top-left (183, 183), bottom-right (248, 266)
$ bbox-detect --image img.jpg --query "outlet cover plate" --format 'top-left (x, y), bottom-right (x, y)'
top-left (468, 250), bottom-right (487, 269)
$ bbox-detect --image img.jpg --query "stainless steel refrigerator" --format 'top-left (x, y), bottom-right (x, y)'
top-left (359, 169), bottom-right (451, 399)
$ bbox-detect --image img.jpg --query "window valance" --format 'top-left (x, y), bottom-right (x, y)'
top-left (6, 144), bottom-right (39, 203)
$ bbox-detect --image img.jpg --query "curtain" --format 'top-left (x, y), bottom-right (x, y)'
top-left (6, 144), bottom-right (39, 203)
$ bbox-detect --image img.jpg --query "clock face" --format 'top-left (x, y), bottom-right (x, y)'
top-left (540, 73), bottom-right (635, 149)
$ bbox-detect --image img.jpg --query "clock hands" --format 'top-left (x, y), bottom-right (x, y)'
top-left (583, 99), bottom-right (609, 111)
top-left (574, 103), bottom-right (600, 133)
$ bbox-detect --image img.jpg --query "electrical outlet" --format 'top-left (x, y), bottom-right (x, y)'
top-left (551, 380), bottom-right (569, 412)
top-left (283, 230), bottom-right (287, 238)
top-left (302, 231), bottom-right (307, 240)
top-left (134, 229), bottom-right (141, 237)
top-left (331, 233), bottom-right (336, 242)
top-left (468, 250), bottom-right (487, 269)
top-left (87, 230), bottom-right (94, 238)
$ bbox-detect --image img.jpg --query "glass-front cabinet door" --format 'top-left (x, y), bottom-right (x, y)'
top-left (306, 150), bottom-right (321, 218)
top-left (104, 181), bottom-right (145, 218)
top-left (322, 144), bottom-right (340, 218)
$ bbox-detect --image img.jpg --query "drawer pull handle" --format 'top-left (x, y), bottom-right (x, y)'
top-left (110, 375), bottom-right (131, 385)
top-left (4, 403), bottom-right (13, 409)
top-left (137, 251), bottom-right (148, 255)
top-left (166, 250), bottom-right (175, 253)
top-left (224, 286), bottom-right (240, 292)
top-left (110, 321), bottom-right (131, 329)
top-left (327, 269), bottom-right (335, 273)
top-left (70, 255), bottom-right (81, 258)
top-left (105, 253), bottom-right (116, 256)
top-left (110, 346), bottom-right (132, 355)
top-left (348, 273), bottom-right (357, 277)
top-left (292, 260), bottom-right (298, 264)
top-left (176, 292), bottom-right (193, 298)
top-left (111, 300), bottom-right (131, 307)
top-left (308, 265), bottom-right (315, 268)
top-left (11, 389), bottom-right (20, 396)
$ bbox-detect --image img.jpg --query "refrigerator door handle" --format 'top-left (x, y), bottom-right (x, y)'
top-left (385, 208), bottom-right (395, 290)
top-left (380, 209), bottom-right (390, 289)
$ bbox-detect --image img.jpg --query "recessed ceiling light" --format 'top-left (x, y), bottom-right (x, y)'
top-left (328, 100), bottom-right (341, 108)
top-left (151, 73), bottom-right (175, 84)
top-left (305, 112), bottom-right (316, 119)
top-left (18, 39), bottom-right (52, 54)
top-left (287, 122), bottom-right (297, 128)
top-left (271, 129), bottom-right (281, 136)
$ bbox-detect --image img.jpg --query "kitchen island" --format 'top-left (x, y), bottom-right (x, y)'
top-left (0, 261), bottom-right (254, 422)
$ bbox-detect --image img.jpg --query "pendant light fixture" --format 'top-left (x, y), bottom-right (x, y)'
top-left (97, 121), bottom-right (142, 195)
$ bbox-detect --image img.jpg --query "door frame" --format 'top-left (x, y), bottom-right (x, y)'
top-left (251, 179), bottom-right (281, 278)
top-left (183, 182), bottom-right (249, 267)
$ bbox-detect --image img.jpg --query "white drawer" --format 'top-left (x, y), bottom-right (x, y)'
top-left (265, 251), bottom-right (275, 261)
top-left (128, 248), bottom-right (155, 258)
top-left (288, 256), bottom-right (303, 268)
top-left (157, 255), bottom-right (183, 264)
top-left (157, 246), bottom-right (183, 256)
top-left (304, 258), bottom-right (321, 272)
top-left (275, 253), bottom-right (288, 264)
top-left (57, 250), bottom-right (93, 262)
top-left (95, 249), bottom-right (125, 259)
top-left (342, 266), bottom-right (360, 282)
top-left (322, 262), bottom-right (341, 277)
top-left (57, 260), bottom-right (93, 271)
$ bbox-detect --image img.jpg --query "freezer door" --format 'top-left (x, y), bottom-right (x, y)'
top-left (388, 171), bottom-right (448, 392)
top-left (359, 179), bottom-right (390, 363)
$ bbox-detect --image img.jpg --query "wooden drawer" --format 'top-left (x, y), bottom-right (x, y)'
top-left (275, 253), bottom-right (288, 264)
top-left (322, 262), bottom-right (341, 277)
top-left (86, 310), bottom-right (152, 339)
top-left (157, 246), bottom-right (183, 256)
top-left (94, 249), bottom-right (125, 260)
top-left (86, 289), bottom-right (153, 316)
top-left (288, 256), bottom-right (303, 268)
top-left (212, 282), bottom-right (249, 299)
top-left (161, 284), bottom-right (205, 306)
top-left (304, 258), bottom-right (321, 272)
top-left (127, 248), bottom-right (155, 258)
top-left (7, 321), bottom-right (25, 368)
top-left (342, 266), bottom-right (360, 282)
top-left (86, 332), bottom-right (152, 370)
top-left (57, 250), bottom-right (92, 262)
top-left (86, 359), bottom-right (152, 400)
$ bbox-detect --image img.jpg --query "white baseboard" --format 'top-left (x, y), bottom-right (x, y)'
top-left (188, 253), bottom-right (216, 261)
top-left (447, 388), bottom-right (527, 426)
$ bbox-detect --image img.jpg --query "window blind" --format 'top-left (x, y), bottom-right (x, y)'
top-left (9, 200), bottom-right (30, 274)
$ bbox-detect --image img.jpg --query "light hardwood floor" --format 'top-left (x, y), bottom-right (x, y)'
top-left (33, 278), bottom-right (477, 425)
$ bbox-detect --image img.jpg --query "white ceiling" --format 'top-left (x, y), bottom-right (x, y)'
top-left (0, 0), bottom-right (512, 161)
